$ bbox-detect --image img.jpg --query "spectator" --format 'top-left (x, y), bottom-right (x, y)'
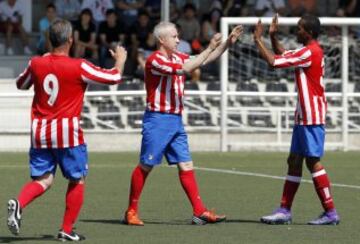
top-left (176, 24), bottom-right (191, 54)
top-left (336, 0), bottom-right (360, 17)
top-left (37, 3), bottom-right (58, 55)
top-left (98, 9), bottom-right (126, 67)
top-left (0, 0), bottom-right (32, 55)
top-left (54, 0), bottom-right (81, 23)
top-left (223, 0), bottom-right (250, 17)
top-left (73, 8), bottom-right (98, 60)
top-left (130, 10), bottom-right (153, 50)
top-left (287, 0), bottom-right (317, 16)
top-left (177, 3), bottom-right (201, 43)
top-left (134, 32), bottom-right (156, 79)
top-left (337, 0), bottom-right (360, 37)
top-left (81, 0), bottom-right (114, 25)
top-left (115, 0), bottom-right (144, 32)
top-left (254, 0), bottom-right (286, 17)
top-left (144, 0), bottom-right (161, 22)
top-left (316, 0), bottom-right (338, 16)
top-left (200, 9), bottom-right (222, 47)
top-left (169, 1), bottom-right (180, 23)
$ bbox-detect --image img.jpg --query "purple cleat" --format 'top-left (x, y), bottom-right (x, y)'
top-left (260, 207), bottom-right (292, 225)
top-left (308, 209), bottom-right (340, 225)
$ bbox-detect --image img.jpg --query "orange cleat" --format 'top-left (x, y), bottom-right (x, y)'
top-left (123, 209), bottom-right (144, 226)
top-left (192, 209), bottom-right (226, 225)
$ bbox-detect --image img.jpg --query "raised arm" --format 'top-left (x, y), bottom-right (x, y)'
top-left (254, 20), bottom-right (312, 69)
top-left (203, 25), bottom-right (243, 65)
top-left (109, 45), bottom-right (128, 74)
top-left (254, 20), bottom-right (275, 66)
top-left (81, 45), bottom-right (127, 84)
top-left (182, 33), bottom-right (222, 73)
top-left (269, 14), bottom-right (285, 55)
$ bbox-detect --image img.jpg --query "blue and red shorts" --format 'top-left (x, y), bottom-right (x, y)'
top-left (140, 111), bottom-right (192, 166)
top-left (290, 124), bottom-right (325, 158)
top-left (29, 144), bottom-right (88, 181)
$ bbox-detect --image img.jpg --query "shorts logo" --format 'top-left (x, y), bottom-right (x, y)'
top-left (148, 154), bottom-right (153, 160)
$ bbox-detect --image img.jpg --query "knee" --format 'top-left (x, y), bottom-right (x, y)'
top-left (287, 154), bottom-right (303, 174)
top-left (139, 163), bottom-right (153, 173)
top-left (287, 155), bottom-right (297, 167)
top-left (35, 173), bottom-right (54, 190)
top-left (69, 177), bottom-right (86, 185)
top-left (305, 157), bottom-right (321, 172)
top-left (178, 161), bottom-right (193, 171)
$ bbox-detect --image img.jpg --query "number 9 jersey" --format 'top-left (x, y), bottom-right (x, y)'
top-left (16, 54), bottom-right (123, 149)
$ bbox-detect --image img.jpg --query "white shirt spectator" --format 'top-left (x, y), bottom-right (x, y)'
top-left (255, 0), bottom-right (285, 17)
top-left (178, 39), bottom-right (192, 55)
top-left (55, 0), bottom-right (81, 22)
top-left (0, 0), bottom-right (25, 23)
top-left (81, 0), bottom-right (114, 23)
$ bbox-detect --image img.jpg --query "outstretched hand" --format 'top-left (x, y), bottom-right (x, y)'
top-left (269, 13), bottom-right (279, 36)
top-left (109, 45), bottom-right (127, 64)
top-left (253, 19), bottom-right (264, 41)
top-left (228, 25), bottom-right (244, 45)
top-left (209, 33), bottom-right (222, 50)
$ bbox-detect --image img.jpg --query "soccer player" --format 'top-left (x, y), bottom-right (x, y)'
top-left (7, 19), bottom-right (127, 241)
top-left (253, 14), bottom-right (340, 225)
top-left (123, 21), bottom-right (243, 226)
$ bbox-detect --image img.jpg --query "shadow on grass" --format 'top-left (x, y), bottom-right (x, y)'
top-left (226, 219), bottom-right (261, 224)
top-left (227, 219), bottom-right (311, 226)
top-left (81, 219), bottom-right (122, 225)
top-left (82, 218), bottom-right (263, 226)
top-left (81, 218), bottom-right (190, 226)
top-left (0, 235), bottom-right (55, 243)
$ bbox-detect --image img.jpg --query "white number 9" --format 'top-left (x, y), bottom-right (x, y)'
top-left (43, 74), bottom-right (59, 106)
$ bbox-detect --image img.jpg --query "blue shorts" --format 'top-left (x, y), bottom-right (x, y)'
top-left (140, 111), bottom-right (192, 166)
top-left (290, 125), bottom-right (325, 158)
top-left (29, 144), bottom-right (88, 181)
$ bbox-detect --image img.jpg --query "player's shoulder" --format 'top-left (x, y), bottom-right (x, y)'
top-left (148, 50), bottom-right (161, 60)
top-left (309, 41), bottom-right (323, 53)
top-left (27, 55), bottom-right (47, 66)
top-left (146, 51), bottom-right (164, 65)
top-left (173, 51), bottom-right (190, 60)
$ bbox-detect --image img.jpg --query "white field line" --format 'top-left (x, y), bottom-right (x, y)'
top-left (1, 163), bottom-right (359, 190)
top-left (194, 166), bottom-right (360, 190)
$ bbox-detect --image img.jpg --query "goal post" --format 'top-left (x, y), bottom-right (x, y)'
top-left (220, 17), bottom-right (360, 152)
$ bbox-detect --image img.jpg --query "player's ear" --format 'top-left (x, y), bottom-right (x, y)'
top-left (158, 36), bottom-right (165, 45)
top-left (68, 36), bottom-right (74, 45)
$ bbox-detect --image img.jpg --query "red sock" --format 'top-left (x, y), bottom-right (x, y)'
top-left (312, 167), bottom-right (335, 211)
top-left (280, 174), bottom-right (302, 210)
top-left (128, 165), bottom-right (149, 212)
top-left (179, 170), bottom-right (206, 216)
top-left (17, 181), bottom-right (45, 209)
top-left (62, 183), bottom-right (84, 234)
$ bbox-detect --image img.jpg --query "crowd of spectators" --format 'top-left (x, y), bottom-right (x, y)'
top-left (0, 0), bottom-right (360, 76)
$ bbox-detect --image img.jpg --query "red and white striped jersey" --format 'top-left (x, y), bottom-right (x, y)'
top-left (145, 50), bottom-right (189, 114)
top-left (273, 40), bottom-right (327, 125)
top-left (16, 54), bottom-right (122, 149)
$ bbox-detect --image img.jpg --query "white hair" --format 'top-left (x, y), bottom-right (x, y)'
top-left (153, 21), bottom-right (176, 41)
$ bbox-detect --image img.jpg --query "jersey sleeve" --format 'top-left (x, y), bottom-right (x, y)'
top-left (148, 53), bottom-right (183, 76)
top-left (273, 47), bottom-right (312, 68)
top-left (80, 60), bottom-right (122, 85)
top-left (16, 60), bottom-right (33, 90)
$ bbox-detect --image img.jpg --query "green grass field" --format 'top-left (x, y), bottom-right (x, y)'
top-left (1, 151), bottom-right (359, 243)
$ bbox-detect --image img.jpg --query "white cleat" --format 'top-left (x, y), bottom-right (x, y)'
top-left (7, 199), bottom-right (21, 235)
